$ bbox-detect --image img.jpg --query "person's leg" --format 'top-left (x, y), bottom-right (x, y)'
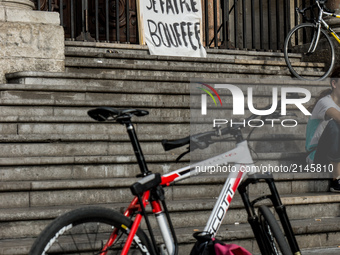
top-left (330, 162), bottom-right (340, 192)
top-left (314, 120), bottom-right (340, 192)
top-left (330, 162), bottom-right (340, 180)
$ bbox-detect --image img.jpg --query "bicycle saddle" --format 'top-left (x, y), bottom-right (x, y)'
top-left (88, 107), bottom-right (149, 121)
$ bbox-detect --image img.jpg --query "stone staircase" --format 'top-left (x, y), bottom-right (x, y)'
top-left (0, 41), bottom-right (339, 254)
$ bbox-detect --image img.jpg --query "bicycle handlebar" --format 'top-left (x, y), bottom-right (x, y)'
top-left (296, 0), bottom-right (335, 21)
top-left (161, 101), bottom-right (283, 153)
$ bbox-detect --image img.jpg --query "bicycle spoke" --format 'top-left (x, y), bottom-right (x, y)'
top-left (83, 223), bottom-right (94, 251)
top-left (69, 230), bottom-right (81, 254)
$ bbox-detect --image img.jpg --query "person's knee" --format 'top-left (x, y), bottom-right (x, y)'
top-left (326, 120), bottom-right (340, 137)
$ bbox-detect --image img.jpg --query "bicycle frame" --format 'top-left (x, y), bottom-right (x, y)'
top-left (310, 1), bottom-right (340, 46)
top-left (116, 140), bottom-right (254, 255)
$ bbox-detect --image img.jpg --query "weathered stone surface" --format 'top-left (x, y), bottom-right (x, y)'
top-left (0, 0), bottom-right (34, 10)
top-left (5, 7), bottom-right (60, 24)
top-left (0, 5), bottom-right (64, 83)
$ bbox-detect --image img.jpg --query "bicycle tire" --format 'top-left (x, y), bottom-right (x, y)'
top-left (29, 206), bottom-right (154, 255)
top-left (258, 205), bottom-right (292, 255)
top-left (284, 23), bottom-right (335, 81)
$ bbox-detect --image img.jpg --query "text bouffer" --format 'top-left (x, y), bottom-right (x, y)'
top-left (141, 0), bottom-right (207, 57)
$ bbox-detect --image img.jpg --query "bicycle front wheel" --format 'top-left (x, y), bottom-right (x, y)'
top-left (29, 206), bottom-right (153, 255)
top-left (284, 23), bottom-right (335, 81)
top-left (258, 205), bottom-right (292, 255)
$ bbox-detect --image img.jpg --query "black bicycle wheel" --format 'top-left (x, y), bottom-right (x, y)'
top-left (284, 23), bottom-right (335, 81)
top-left (29, 206), bottom-right (153, 255)
top-left (258, 205), bottom-right (292, 255)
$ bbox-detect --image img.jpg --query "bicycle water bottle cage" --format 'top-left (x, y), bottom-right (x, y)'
top-left (130, 173), bottom-right (162, 196)
top-left (88, 107), bottom-right (149, 122)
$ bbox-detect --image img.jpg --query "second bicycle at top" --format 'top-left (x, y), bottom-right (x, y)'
top-left (284, 0), bottom-right (340, 81)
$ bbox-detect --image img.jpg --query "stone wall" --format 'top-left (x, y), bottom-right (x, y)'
top-left (0, 0), bottom-right (64, 83)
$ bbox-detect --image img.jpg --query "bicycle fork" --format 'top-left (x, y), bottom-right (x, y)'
top-left (238, 173), bottom-right (301, 255)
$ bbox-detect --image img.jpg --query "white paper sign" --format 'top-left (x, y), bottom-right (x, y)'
top-left (140, 0), bottom-right (207, 57)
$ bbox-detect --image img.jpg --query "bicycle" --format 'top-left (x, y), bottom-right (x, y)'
top-left (28, 106), bottom-right (302, 255)
top-left (283, 0), bottom-right (340, 81)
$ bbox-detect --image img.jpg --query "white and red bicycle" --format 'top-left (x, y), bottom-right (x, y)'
top-left (29, 106), bottom-right (301, 255)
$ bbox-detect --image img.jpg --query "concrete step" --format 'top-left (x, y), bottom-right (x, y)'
top-left (5, 71), bottom-right (330, 91)
top-left (0, 155), bottom-right (313, 182)
top-left (65, 52), bottom-right (325, 78)
top-left (1, 122), bottom-right (308, 137)
top-left (0, 194), bottom-right (339, 254)
top-left (65, 54), bottom-right (290, 71)
top-left (0, 151), bottom-right (307, 167)
top-left (64, 66), bottom-right (293, 80)
top-left (1, 218), bottom-right (340, 255)
top-left (0, 169), bottom-right (332, 190)
top-left (0, 193), bottom-right (339, 234)
top-left (0, 106), bottom-right (190, 123)
top-left (63, 41), bottom-right (327, 79)
top-left (0, 173), bottom-right (334, 209)
top-left (301, 247), bottom-right (340, 255)
top-left (178, 217), bottom-right (340, 254)
top-left (64, 41), bottom-right (291, 61)
top-left (1, 80), bottom-right (326, 97)
top-left (0, 140), bottom-right (308, 163)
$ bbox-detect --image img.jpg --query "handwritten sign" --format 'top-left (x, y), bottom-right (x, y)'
top-left (139, 0), bottom-right (207, 57)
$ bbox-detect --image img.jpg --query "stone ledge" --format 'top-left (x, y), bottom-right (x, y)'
top-left (5, 71), bottom-right (330, 86)
top-left (2, 8), bottom-right (60, 25)
top-left (0, 0), bottom-right (34, 10)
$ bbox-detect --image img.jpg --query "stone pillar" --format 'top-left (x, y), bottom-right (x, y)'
top-left (0, 0), bottom-right (65, 83)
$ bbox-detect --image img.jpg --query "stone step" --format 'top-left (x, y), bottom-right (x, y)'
top-left (63, 49), bottom-right (327, 79)
top-left (0, 194), bottom-right (339, 254)
top-left (0, 154), bottom-right (312, 181)
top-left (0, 171), bottom-right (332, 192)
top-left (0, 174), bottom-right (333, 209)
top-left (5, 71), bottom-right (330, 90)
top-left (0, 106), bottom-right (190, 123)
top-left (63, 66), bottom-right (327, 81)
top-left (0, 151), bottom-right (306, 167)
top-left (301, 247), bottom-right (340, 255)
top-left (64, 52), bottom-right (324, 77)
top-left (177, 217), bottom-right (340, 254)
top-left (0, 139), bottom-right (307, 160)
top-left (1, 217), bottom-right (340, 255)
top-left (64, 65), bottom-right (292, 80)
top-left (1, 192), bottom-right (339, 229)
top-left (65, 53), bottom-right (291, 71)
top-left (1, 122), bottom-right (307, 136)
top-left (1, 192), bottom-right (339, 221)
top-left (65, 41), bottom-right (288, 59)
top-left (65, 48), bottom-right (289, 62)
top-left (1, 80), bottom-right (327, 97)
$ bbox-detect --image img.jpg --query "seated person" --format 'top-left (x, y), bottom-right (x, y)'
top-left (305, 67), bottom-right (340, 192)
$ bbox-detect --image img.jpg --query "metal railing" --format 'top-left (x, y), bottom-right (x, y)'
top-left (32, 0), bottom-right (306, 51)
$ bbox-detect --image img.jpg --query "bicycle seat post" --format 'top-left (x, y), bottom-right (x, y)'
top-left (124, 120), bottom-right (151, 177)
